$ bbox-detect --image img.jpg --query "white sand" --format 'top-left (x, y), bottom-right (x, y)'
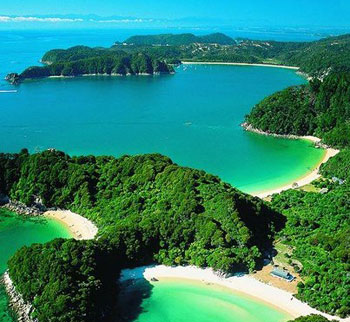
top-left (120, 265), bottom-right (350, 321)
top-left (44, 210), bottom-right (98, 240)
top-left (253, 136), bottom-right (339, 198)
top-left (182, 61), bottom-right (299, 70)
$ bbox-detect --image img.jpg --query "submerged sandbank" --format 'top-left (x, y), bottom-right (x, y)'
top-left (44, 210), bottom-right (98, 240)
top-left (121, 265), bottom-right (350, 322)
top-left (251, 136), bottom-right (339, 198)
top-left (182, 61), bottom-right (299, 70)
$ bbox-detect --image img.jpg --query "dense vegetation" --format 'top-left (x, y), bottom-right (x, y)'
top-left (246, 72), bottom-right (350, 148)
top-left (0, 149), bottom-right (283, 320)
top-left (115, 33), bottom-right (350, 77)
top-left (320, 149), bottom-right (350, 180)
top-left (7, 47), bottom-right (173, 83)
top-left (271, 181), bottom-right (350, 317)
top-left (8, 33), bottom-right (350, 83)
top-left (8, 239), bottom-right (120, 322)
top-left (289, 315), bottom-right (333, 322)
top-left (122, 32), bottom-right (236, 46)
top-left (1, 149), bottom-right (281, 272)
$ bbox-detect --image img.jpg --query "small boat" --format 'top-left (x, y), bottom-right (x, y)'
top-left (150, 277), bottom-right (159, 282)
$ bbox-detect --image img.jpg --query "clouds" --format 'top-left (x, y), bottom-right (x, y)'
top-left (0, 15), bottom-right (83, 23)
top-left (0, 15), bottom-right (152, 24)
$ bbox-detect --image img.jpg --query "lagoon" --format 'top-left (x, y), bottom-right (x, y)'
top-left (119, 277), bottom-right (291, 322)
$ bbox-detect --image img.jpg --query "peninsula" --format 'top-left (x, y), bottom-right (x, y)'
top-left (6, 47), bottom-right (174, 83)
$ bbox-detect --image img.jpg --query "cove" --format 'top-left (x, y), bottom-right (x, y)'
top-left (118, 278), bottom-right (291, 322)
top-left (0, 209), bottom-right (72, 322)
top-left (0, 64), bottom-right (323, 194)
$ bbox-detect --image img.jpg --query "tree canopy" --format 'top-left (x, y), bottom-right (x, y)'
top-left (246, 72), bottom-right (350, 148)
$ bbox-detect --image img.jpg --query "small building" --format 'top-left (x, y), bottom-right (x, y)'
top-left (270, 268), bottom-right (295, 282)
top-left (332, 177), bottom-right (345, 185)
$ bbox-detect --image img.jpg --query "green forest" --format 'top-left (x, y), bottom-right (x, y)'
top-left (288, 315), bottom-right (334, 322)
top-left (1, 150), bottom-right (280, 272)
top-left (6, 47), bottom-right (173, 83)
top-left (7, 32), bottom-right (350, 83)
top-left (2, 147), bottom-right (350, 320)
top-left (0, 149), bottom-right (284, 320)
top-left (114, 32), bottom-right (350, 77)
top-left (246, 72), bottom-right (350, 148)
top-left (8, 239), bottom-right (120, 322)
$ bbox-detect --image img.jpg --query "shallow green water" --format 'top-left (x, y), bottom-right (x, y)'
top-left (119, 278), bottom-right (291, 322)
top-left (0, 64), bottom-right (324, 194)
top-left (0, 209), bottom-right (71, 321)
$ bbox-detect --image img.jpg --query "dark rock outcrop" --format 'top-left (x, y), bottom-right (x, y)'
top-left (5, 73), bottom-right (20, 84)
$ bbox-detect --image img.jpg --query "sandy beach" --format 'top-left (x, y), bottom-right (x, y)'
top-left (182, 61), bottom-right (300, 70)
top-left (121, 265), bottom-right (350, 322)
top-left (44, 210), bottom-right (98, 240)
top-left (252, 136), bottom-right (339, 198)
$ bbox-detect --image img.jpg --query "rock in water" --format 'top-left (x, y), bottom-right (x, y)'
top-left (5, 73), bottom-right (20, 84)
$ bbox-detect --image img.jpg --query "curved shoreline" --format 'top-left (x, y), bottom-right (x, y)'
top-left (44, 210), bottom-right (98, 240)
top-left (121, 265), bottom-right (350, 322)
top-left (253, 141), bottom-right (339, 198)
top-left (242, 124), bottom-right (340, 198)
top-left (182, 61), bottom-right (300, 70)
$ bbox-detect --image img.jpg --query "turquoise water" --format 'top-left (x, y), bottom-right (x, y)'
top-left (0, 30), bottom-right (322, 321)
top-left (0, 62), bottom-right (324, 193)
top-left (0, 209), bottom-right (71, 322)
top-left (119, 278), bottom-right (291, 322)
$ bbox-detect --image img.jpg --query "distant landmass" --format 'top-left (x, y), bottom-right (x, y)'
top-left (7, 32), bottom-right (350, 84)
top-left (121, 32), bottom-right (236, 46)
top-left (114, 32), bottom-right (350, 77)
top-left (6, 47), bottom-right (174, 84)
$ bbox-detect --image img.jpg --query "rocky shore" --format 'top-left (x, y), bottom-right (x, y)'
top-left (1, 271), bottom-right (37, 322)
top-left (0, 199), bottom-right (46, 216)
top-left (241, 122), bottom-right (329, 149)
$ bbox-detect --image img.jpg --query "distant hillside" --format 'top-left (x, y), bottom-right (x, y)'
top-left (123, 32), bottom-right (236, 46)
top-left (6, 46), bottom-right (174, 83)
top-left (117, 33), bottom-right (350, 77)
top-left (8, 33), bottom-right (350, 84)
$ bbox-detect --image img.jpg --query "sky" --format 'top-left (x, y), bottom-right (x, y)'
top-left (0, 0), bottom-right (350, 29)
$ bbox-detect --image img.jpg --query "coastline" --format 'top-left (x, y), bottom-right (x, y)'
top-left (121, 265), bottom-right (350, 322)
top-left (44, 210), bottom-right (98, 240)
top-left (242, 124), bottom-right (340, 198)
top-left (182, 61), bottom-right (300, 70)
top-left (2, 271), bottom-right (37, 322)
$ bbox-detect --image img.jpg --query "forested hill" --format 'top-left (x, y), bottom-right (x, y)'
top-left (1, 149), bottom-right (281, 321)
top-left (3, 149), bottom-right (350, 320)
top-left (122, 32), bottom-right (236, 45)
top-left (245, 72), bottom-right (350, 148)
top-left (7, 33), bottom-right (350, 83)
top-left (1, 149), bottom-right (280, 272)
top-left (5, 47), bottom-right (174, 83)
top-left (115, 33), bottom-right (350, 77)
